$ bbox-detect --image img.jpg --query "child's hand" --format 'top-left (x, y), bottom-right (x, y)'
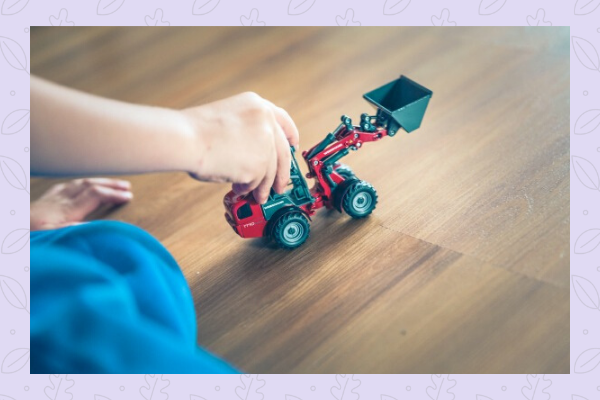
top-left (32, 78), bottom-right (299, 205)
top-left (183, 92), bottom-right (300, 204)
top-left (30, 178), bottom-right (132, 231)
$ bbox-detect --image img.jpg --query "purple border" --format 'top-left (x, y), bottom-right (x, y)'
top-left (0, 0), bottom-right (589, 397)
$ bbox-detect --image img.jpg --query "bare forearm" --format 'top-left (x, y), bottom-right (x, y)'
top-left (31, 78), bottom-right (300, 204)
top-left (31, 76), bottom-right (198, 176)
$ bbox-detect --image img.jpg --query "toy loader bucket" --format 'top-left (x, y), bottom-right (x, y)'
top-left (363, 75), bottom-right (432, 134)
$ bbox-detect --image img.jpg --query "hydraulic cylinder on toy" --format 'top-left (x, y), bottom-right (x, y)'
top-left (223, 75), bottom-right (433, 249)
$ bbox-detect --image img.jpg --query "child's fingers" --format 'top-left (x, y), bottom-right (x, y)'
top-left (63, 178), bottom-right (131, 197)
top-left (86, 178), bottom-right (131, 190)
top-left (263, 100), bottom-right (300, 149)
top-left (272, 125), bottom-right (292, 194)
top-left (232, 182), bottom-right (250, 195)
top-left (53, 221), bottom-right (87, 230)
top-left (232, 181), bottom-right (258, 196)
top-left (73, 184), bottom-right (133, 217)
top-left (253, 153), bottom-right (277, 204)
top-left (73, 178), bottom-right (131, 190)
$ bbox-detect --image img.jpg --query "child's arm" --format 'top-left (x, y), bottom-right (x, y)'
top-left (31, 76), bottom-right (299, 204)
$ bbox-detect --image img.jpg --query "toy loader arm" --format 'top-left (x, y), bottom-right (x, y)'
top-left (304, 75), bottom-right (433, 184)
top-left (305, 117), bottom-right (388, 168)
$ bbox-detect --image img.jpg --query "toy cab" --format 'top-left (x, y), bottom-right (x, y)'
top-left (223, 147), bottom-right (314, 243)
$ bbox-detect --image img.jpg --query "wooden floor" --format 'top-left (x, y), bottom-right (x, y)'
top-left (30, 27), bottom-right (570, 373)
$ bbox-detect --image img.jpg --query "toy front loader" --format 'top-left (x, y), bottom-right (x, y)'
top-left (224, 75), bottom-right (433, 249)
top-left (302, 75), bottom-right (433, 208)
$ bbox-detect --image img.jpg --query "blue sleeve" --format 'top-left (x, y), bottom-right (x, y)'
top-left (31, 221), bottom-right (238, 373)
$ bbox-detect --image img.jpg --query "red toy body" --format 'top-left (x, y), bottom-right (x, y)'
top-left (224, 124), bottom-right (388, 236)
top-left (223, 75), bottom-right (433, 249)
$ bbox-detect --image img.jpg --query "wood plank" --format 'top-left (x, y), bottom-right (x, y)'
top-left (30, 27), bottom-right (569, 373)
top-left (185, 220), bottom-right (568, 373)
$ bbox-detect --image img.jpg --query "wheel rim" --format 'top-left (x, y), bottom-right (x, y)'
top-left (352, 191), bottom-right (372, 213)
top-left (283, 221), bottom-right (304, 244)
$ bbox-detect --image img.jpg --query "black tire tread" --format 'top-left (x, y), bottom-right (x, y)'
top-left (342, 180), bottom-right (378, 218)
top-left (335, 164), bottom-right (356, 180)
top-left (272, 211), bottom-right (310, 249)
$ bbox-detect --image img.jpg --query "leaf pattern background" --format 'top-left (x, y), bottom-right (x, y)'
top-left (574, 348), bottom-right (600, 373)
top-left (1, 228), bottom-right (30, 254)
top-left (0, 275), bottom-right (29, 313)
top-left (426, 375), bottom-right (456, 400)
top-left (0, 395), bottom-right (16, 400)
top-left (44, 374), bottom-right (74, 400)
top-left (572, 36), bottom-right (600, 71)
top-left (526, 9), bottom-right (552, 26)
top-left (0, 156), bottom-right (29, 194)
top-left (476, 396), bottom-right (493, 400)
top-left (288, 0), bottom-right (316, 15)
top-left (0, 0), bottom-right (595, 396)
top-left (1, 109), bottom-right (29, 135)
top-left (478, 0), bottom-right (507, 15)
top-left (94, 396), bottom-right (112, 400)
top-left (572, 275), bottom-right (600, 310)
top-left (192, 0), bottom-right (219, 15)
top-left (235, 374), bottom-right (265, 400)
top-left (574, 109), bottom-right (600, 135)
top-left (572, 156), bottom-right (599, 191)
top-left (574, 0), bottom-right (600, 15)
top-left (431, 9), bottom-right (456, 26)
top-left (572, 396), bottom-right (589, 400)
top-left (140, 375), bottom-right (170, 400)
top-left (331, 375), bottom-right (361, 400)
top-left (49, 9), bottom-right (75, 26)
top-left (240, 9), bottom-right (266, 26)
top-left (145, 9), bottom-right (170, 26)
top-left (574, 229), bottom-right (600, 254)
top-left (521, 375), bottom-right (551, 400)
top-left (0, 0), bottom-right (28, 15)
top-left (96, 0), bottom-right (125, 15)
top-left (383, 0), bottom-right (410, 15)
top-left (1, 348), bottom-right (29, 373)
top-left (190, 396), bottom-right (207, 400)
top-left (336, 9), bottom-right (361, 26)
top-left (0, 37), bottom-right (28, 74)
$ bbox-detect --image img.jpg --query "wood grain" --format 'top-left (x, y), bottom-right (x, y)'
top-left (30, 27), bottom-right (570, 373)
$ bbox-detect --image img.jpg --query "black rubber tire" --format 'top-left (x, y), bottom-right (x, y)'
top-left (342, 180), bottom-right (378, 218)
top-left (272, 211), bottom-right (310, 249)
top-left (335, 164), bottom-right (356, 180)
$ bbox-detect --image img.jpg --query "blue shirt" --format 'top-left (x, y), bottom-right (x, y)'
top-left (31, 220), bottom-right (238, 373)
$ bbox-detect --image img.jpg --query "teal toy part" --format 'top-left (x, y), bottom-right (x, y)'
top-left (261, 147), bottom-right (312, 221)
top-left (363, 75), bottom-right (433, 134)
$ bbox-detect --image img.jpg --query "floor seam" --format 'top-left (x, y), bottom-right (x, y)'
top-left (377, 223), bottom-right (566, 290)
